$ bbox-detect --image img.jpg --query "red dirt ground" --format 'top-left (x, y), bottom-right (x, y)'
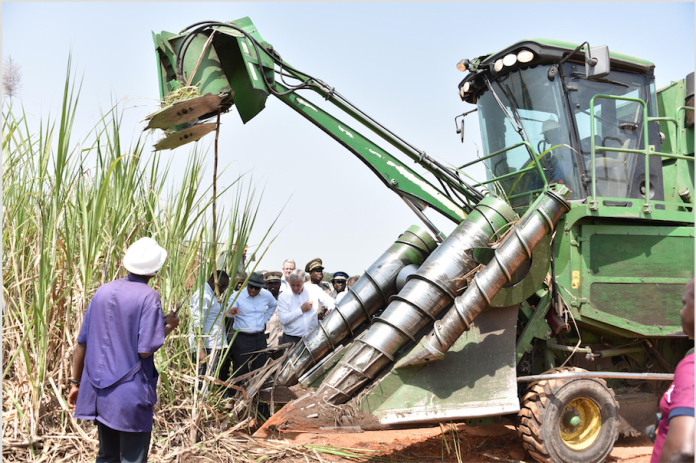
top-left (256, 421), bottom-right (654, 462)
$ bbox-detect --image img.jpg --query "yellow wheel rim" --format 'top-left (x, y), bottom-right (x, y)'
top-left (559, 397), bottom-right (602, 451)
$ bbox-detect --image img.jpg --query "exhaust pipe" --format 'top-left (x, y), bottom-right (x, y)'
top-left (399, 187), bottom-right (571, 368)
top-left (276, 225), bottom-right (437, 386)
top-left (314, 196), bottom-right (516, 404)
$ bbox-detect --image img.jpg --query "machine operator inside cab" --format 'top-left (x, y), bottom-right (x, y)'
top-left (459, 39), bottom-right (662, 209)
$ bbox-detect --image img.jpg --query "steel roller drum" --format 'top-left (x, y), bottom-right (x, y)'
top-left (314, 196), bottom-right (516, 404)
top-left (276, 225), bottom-right (438, 386)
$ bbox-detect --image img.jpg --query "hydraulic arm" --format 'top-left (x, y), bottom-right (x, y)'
top-left (149, 18), bottom-right (484, 232)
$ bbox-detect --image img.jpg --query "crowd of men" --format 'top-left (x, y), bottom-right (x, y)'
top-left (188, 257), bottom-right (359, 394)
top-left (66, 237), bottom-right (694, 463)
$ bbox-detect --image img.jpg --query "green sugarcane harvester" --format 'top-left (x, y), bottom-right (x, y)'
top-left (148, 18), bottom-right (694, 463)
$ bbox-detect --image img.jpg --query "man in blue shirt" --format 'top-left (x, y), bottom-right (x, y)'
top-left (226, 272), bottom-right (278, 378)
top-left (67, 237), bottom-right (179, 463)
top-left (189, 271), bottom-right (230, 387)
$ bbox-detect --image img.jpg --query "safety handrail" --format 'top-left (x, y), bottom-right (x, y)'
top-left (469, 141), bottom-right (548, 194)
top-left (589, 94), bottom-right (694, 213)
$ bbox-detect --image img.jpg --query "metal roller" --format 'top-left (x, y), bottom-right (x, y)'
top-left (399, 186), bottom-right (571, 368)
top-left (314, 196), bottom-right (516, 404)
top-left (276, 226), bottom-right (438, 386)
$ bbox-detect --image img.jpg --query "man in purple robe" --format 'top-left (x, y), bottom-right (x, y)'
top-left (67, 237), bottom-right (179, 463)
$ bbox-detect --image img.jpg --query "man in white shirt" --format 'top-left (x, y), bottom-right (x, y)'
top-left (263, 271), bottom-right (283, 357)
top-left (227, 272), bottom-right (278, 378)
top-left (189, 271), bottom-right (230, 382)
top-left (280, 259), bottom-right (295, 293)
top-left (278, 269), bottom-right (336, 346)
top-left (305, 257), bottom-right (333, 302)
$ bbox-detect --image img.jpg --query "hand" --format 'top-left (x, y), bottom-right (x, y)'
top-left (228, 307), bottom-right (240, 316)
top-left (165, 311), bottom-right (180, 331)
top-left (67, 385), bottom-right (79, 410)
top-left (197, 348), bottom-right (208, 363)
top-left (300, 301), bottom-right (314, 313)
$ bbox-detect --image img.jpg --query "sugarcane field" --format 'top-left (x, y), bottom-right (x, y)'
top-left (3, 4), bottom-right (694, 463)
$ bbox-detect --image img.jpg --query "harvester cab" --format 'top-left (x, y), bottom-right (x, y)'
top-left (455, 40), bottom-right (667, 210)
top-left (148, 18), bottom-right (694, 463)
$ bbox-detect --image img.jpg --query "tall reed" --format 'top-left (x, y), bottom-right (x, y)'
top-left (2, 57), bottom-right (276, 460)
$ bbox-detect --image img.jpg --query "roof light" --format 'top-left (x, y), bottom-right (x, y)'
top-left (463, 82), bottom-right (471, 93)
top-left (503, 53), bottom-right (517, 67)
top-left (517, 50), bottom-right (534, 63)
top-left (459, 86), bottom-right (466, 98)
top-left (456, 59), bottom-right (469, 72)
top-left (494, 59), bottom-right (504, 72)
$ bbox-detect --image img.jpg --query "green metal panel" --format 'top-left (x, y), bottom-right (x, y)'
top-left (515, 291), bottom-right (553, 363)
top-left (212, 31), bottom-right (271, 123)
top-left (154, 30), bottom-right (231, 97)
top-left (657, 78), bottom-right (695, 156)
top-left (661, 157), bottom-right (695, 211)
top-left (359, 306), bottom-right (520, 425)
top-left (587, 227), bottom-right (694, 279)
top-left (577, 223), bottom-right (694, 336)
top-left (589, 283), bottom-right (684, 328)
top-left (152, 17), bottom-right (275, 124)
top-left (657, 77), bottom-right (695, 211)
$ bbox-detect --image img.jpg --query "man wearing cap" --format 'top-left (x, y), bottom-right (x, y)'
top-left (67, 237), bottom-right (179, 463)
top-left (305, 257), bottom-right (333, 306)
top-left (188, 270), bottom-right (231, 387)
top-left (226, 272), bottom-right (278, 378)
top-left (263, 271), bottom-right (283, 355)
top-left (278, 269), bottom-right (336, 346)
top-left (331, 271), bottom-right (350, 303)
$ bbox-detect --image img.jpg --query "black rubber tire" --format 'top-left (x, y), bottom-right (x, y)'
top-left (517, 367), bottom-right (620, 463)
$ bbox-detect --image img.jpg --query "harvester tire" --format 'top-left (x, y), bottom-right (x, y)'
top-left (517, 367), bottom-right (620, 463)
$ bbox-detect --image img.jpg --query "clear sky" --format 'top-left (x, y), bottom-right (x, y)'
top-left (3, 2), bottom-right (694, 276)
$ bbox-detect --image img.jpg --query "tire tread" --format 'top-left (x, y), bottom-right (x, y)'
top-left (516, 366), bottom-right (618, 463)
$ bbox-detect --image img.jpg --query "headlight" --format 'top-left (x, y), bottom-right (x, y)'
top-left (517, 50), bottom-right (534, 63)
top-left (503, 53), bottom-right (517, 67)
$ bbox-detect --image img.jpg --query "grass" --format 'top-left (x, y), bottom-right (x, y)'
top-left (1, 55), bottom-right (491, 463)
top-left (0, 57), bottom-right (330, 462)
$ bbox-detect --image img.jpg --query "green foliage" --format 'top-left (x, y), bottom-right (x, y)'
top-left (2, 56), bottom-right (277, 453)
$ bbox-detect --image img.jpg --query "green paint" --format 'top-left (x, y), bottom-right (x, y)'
top-left (563, 412), bottom-right (582, 428)
top-left (148, 20), bottom-right (695, 427)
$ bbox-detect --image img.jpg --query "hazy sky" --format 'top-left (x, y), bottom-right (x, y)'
top-left (3, 2), bottom-right (694, 276)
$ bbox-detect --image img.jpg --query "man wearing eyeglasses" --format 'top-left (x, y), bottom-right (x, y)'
top-left (226, 272), bottom-right (278, 379)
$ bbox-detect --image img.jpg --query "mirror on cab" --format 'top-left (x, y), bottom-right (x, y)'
top-left (586, 45), bottom-right (610, 79)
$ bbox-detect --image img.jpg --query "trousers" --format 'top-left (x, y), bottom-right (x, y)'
top-left (231, 331), bottom-right (268, 378)
top-left (95, 420), bottom-right (150, 463)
